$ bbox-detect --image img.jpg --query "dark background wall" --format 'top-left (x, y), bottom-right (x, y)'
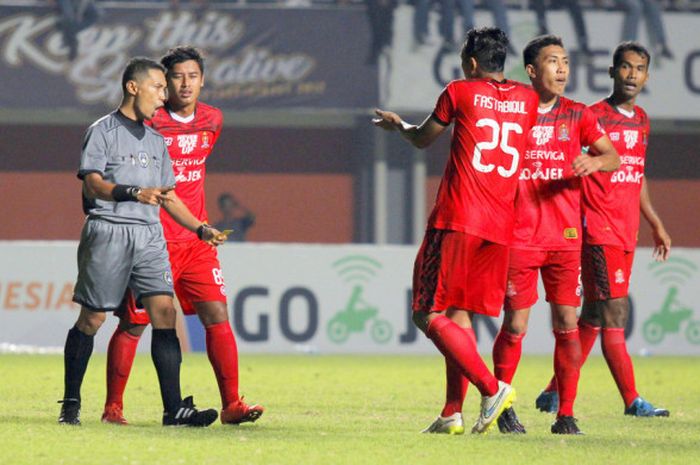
top-left (0, 122), bottom-right (697, 246)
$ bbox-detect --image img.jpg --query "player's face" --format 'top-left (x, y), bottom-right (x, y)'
top-left (133, 69), bottom-right (167, 121)
top-left (610, 51), bottom-right (649, 101)
top-left (167, 60), bottom-right (204, 110)
top-left (528, 45), bottom-right (569, 97)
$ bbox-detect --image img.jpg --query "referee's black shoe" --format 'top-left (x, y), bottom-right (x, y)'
top-left (497, 406), bottom-right (527, 434)
top-left (58, 398), bottom-right (81, 425)
top-left (163, 396), bottom-right (218, 427)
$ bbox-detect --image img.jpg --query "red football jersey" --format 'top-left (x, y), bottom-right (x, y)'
top-left (512, 97), bottom-right (606, 250)
top-left (148, 102), bottom-right (223, 242)
top-left (582, 99), bottom-right (649, 251)
top-left (428, 78), bottom-right (539, 245)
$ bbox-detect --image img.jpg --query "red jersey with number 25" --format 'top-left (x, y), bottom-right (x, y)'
top-left (148, 102), bottom-right (223, 242)
top-left (582, 100), bottom-right (649, 251)
top-left (512, 97), bottom-right (606, 250)
top-left (429, 78), bottom-right (539, 245)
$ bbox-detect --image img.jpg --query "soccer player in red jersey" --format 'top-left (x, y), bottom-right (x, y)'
top-left (491, 35), bottom-right (620, 435)
top-left (374, 27), bottom-right (539, 434)
top-left (535, 42), bottom-right (672, 418)
top-left (102, 47), bottom-right (264, 426)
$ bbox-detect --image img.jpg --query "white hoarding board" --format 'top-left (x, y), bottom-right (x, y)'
top-left (0, 242), bottom-right (699, 355)
top-left (384, 7), bottom-right (700, 120)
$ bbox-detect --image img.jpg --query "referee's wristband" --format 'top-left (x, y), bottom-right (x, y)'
top-left (196, 223), bottom-right (213, 240)
top-left (112, 184), bottom-right (140, 202)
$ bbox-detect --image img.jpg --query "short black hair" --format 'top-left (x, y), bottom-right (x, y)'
top-left (160, 46), bottom-right (205, 75)
top-left (523, 34), bottom-right (564, 67)
top-left (460, 27), bottom-right (509, 73)
top-left (612, 41), bottom-right (651, 69)
top-left (121, 57), bottom-right (165, 90)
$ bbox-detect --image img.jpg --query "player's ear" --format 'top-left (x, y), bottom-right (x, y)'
top-left (608, 65), bottom-right (614, 79)
top-left (125, 79), bottom-right (138, 97)
top-left (525, 63), bottom-right (536, 80)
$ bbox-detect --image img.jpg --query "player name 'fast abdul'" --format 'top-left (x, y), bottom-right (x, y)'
top-left (473, 94), bottom-right (528, 114)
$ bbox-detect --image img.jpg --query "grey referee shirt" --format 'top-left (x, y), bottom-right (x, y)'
top-left (78, 111), bottom-right (176, 225)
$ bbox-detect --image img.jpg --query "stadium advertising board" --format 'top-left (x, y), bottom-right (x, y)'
top-left (1, 242), bottom-right (699, 356)
top-left (0, 5), bottom-right (376, 111)
top-left (384, 7), bottom-right (700, 119)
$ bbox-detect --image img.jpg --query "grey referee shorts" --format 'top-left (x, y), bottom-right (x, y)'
top-left (73, 219), bottom-right (174, 311)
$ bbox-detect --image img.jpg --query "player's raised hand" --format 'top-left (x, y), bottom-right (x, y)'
top-left (651, 225), bottom-right (671, 262)
top-left (572, 154), bottom-right (603, 176)
top-left (373, 109), bottom-right (402, 131)
top-left (200, 225), bottom-right (227, 247)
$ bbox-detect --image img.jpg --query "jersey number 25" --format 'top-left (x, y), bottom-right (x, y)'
top-left (473, 118), bottom-right (523, 178)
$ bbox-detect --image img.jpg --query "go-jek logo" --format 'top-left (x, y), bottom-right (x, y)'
top-left (326, 255), bottom-right (392, 344)
top-left (643, 257), bottom-right (700, 345)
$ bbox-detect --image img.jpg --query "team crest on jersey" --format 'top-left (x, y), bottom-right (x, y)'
top-left (615, 269), bottom-right (625, 284)
top-left (563, 228), bottom-right (578, 239)
top-left (201, 132), bottom-right (210, 148)
top-left (557, 123), bottom-right (570, 141)
top-left (137, 152), bottom-right (149, 168)
top-left (163, 271), bottom-right (173, 285)
top-left (623, 130), bottom-right (638, 149)
top-left (164, 137), bottom-right (173, 147)
top-left (532, 126), bottom-right (554, 146)
top-left (609, 132), bottom-right (620, 141)
top-left (178, 134), bottom-right (198, 154)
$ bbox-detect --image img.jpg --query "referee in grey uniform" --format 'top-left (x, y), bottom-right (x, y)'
top-left (59, 57), bottom-right (226, 427)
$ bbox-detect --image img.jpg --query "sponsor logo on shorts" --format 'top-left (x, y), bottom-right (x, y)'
top-left (506, 280), bottom-right (517, 297)
top-left (564, 228), bottom-right (578, 239)
top-left (138, 151), bottom-right (150, 168)
top-left (220, 285), bottom-right (227, 296)
top-left (615, 268), bottom-right (625, 284)
top-left (163, 271), bottom-right (173, 285)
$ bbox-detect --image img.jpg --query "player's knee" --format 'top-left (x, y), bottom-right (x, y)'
top-left (551, 305), bottom-right (578, 331)
top-left (502, 311), bottom-right (528, 335)
top-left (195, 301), bottom-right (228, 326)
top-left (77, 308), bottom-right (106, 335)
top-left (602, 297), bottom-right (628, 328)
top-left (121, 323), bottom-right (147, 338)
top-left (580, 301), bottom-right (602, 327)
top-left (412, 311), bottom-right (430, 335)
top-left (148, 305), bottom-right (177, 329)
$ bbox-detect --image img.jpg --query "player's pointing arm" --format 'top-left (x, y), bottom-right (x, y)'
top-left (373, 109), bottom-right (448, 149)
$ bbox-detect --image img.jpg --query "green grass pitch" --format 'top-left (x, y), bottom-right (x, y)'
top-left (0, 353), bottom-right (698, 465)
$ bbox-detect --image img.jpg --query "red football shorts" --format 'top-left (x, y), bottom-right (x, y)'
top-left (115, 239), bottom-right (228, 325)
top-left (412, 229), bottom-right (509, 317)
top-left (504, 249), bottom-right (581, 311)
top-left (581, 244), bottom-right (635, 301)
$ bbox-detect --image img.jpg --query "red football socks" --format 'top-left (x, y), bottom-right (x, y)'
top-left (427, 315), bottom-right (498, 397)
top-left (601, 327), bottom-right (639, 407)
top-left (105, 328), bottom-right (140, 409)
top-left (544, 319), bottom-right (600, 393)
top-left (440, 328), bottom-right (475, 417)
top-left (206, 321), bottom-right (240, 408)
top-left (492, 329), bottom-right (525, 384)
top-left (553, 328), bottom-right (582, 417)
